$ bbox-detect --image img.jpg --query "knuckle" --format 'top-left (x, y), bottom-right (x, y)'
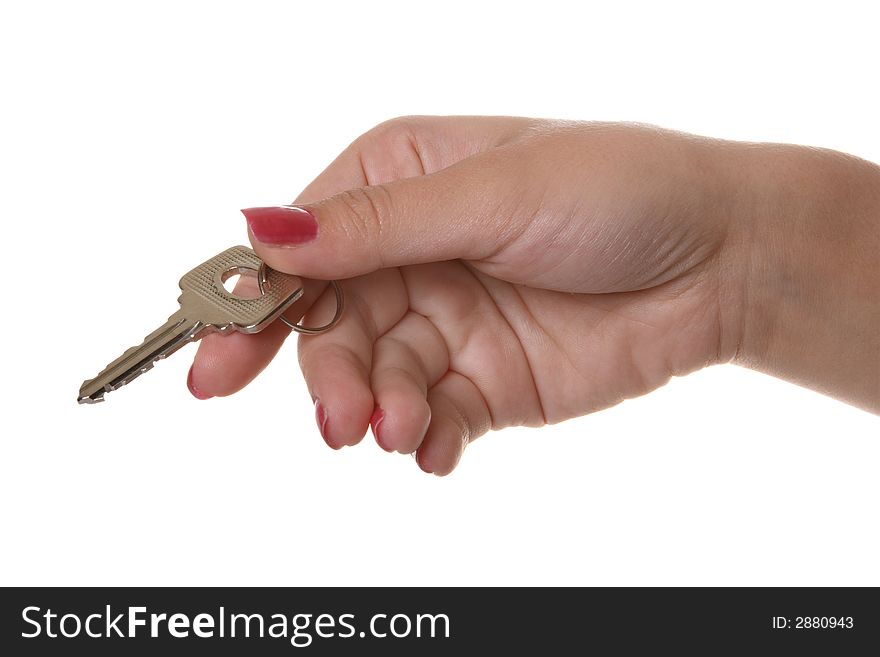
top-left (366, 115), bottom-right (423, 143)
top-left (335, 187), bottom-right (382, 237)
top-left (348, 117), bottom-right (423, 175)
top-left (348, 116), bottom-right (432, 188)
top-left (362, 117), bottom-right (426, 167)
top-left (332, 186), bottom-right (393, 265)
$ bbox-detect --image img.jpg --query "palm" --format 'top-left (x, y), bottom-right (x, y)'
top-left (295, 253), bottom-right (721, 474)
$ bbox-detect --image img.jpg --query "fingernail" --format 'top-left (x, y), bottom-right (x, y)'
top-left (314, 398), bottom-right (329, 442)
top-left (370, 407), bottom-right (388, 450)
top-left (187, 366), bottom-right (213, 400)
top-left (241, 205), bottom-right (318, 245)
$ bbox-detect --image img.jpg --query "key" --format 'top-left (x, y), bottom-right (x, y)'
top-left (77, 245), bottom-right (303, 404)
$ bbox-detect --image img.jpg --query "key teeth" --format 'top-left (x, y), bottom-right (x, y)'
top-left (78, 346), bottom-right (172, 404)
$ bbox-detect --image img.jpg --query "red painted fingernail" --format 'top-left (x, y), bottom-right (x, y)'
top-left (370, 407), bottom-right (388, 450)
top-left (187, 366), bottom-right (213, 400)
top-left (241, 206), bottom-right (318, 245)
top-left (314, 398), bottom-right (330, 443)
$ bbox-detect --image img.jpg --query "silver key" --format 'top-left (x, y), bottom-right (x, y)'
top-left (78, 246), bottom-right (303, 404)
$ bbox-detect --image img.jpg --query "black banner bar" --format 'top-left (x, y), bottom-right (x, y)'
top-left (1, 587), bottom-right (877, 655)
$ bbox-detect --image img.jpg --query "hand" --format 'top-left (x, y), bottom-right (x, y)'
top-left (189, 117), bottom-right (880, 474)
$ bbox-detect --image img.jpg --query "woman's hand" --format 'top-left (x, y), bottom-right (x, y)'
top-left (188, 117), bottom-right (880, 474)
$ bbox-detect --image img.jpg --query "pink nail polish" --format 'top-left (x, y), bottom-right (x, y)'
top-left (314, 398), bottom-right (329, 442)
top-left (241, 206), bottom-right (318, 245)
top-left (370, 407), bottom-right (388, 450)
top-left (187, 366), bottom-right (213, 400)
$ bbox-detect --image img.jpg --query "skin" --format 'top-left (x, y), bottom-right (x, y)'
top-left (189, 117), bottom-right (880, 475)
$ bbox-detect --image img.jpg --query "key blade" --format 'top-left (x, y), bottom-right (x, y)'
top-left (77, 311), bottom-right (203, 404)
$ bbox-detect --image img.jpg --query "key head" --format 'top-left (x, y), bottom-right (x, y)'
top-left (178, 246), bottom-right (303, 333)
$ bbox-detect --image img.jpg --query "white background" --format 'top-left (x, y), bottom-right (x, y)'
top-left (1, 1), bottom-right (877, 586)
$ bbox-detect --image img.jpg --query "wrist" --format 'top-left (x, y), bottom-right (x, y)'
top-left (731, 143), bottom-right (880, 411)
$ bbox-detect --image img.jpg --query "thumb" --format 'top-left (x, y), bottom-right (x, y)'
top-left (242, 156), bottom-right (527, 280)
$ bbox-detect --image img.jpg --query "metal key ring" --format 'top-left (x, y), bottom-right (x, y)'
top-left (257, 263), bottom-right (345, 335)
